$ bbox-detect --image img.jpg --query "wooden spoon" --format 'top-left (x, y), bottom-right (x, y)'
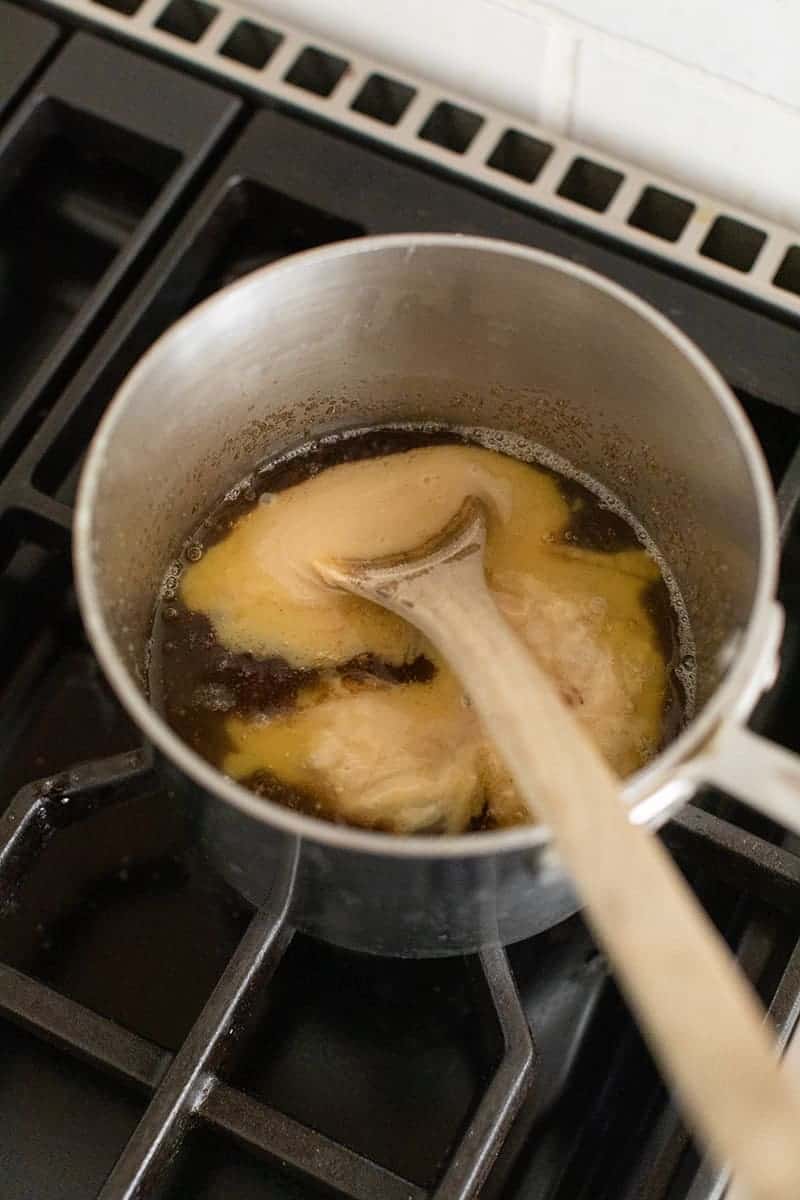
top-left (318, 496), bottom-right (800, 1200)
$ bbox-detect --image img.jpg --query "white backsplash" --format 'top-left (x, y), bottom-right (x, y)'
top-left (243, 0), bottom-right (800, 230)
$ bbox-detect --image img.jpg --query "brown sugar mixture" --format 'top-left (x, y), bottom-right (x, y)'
top-left (149, 427), bottom-right (693, 835)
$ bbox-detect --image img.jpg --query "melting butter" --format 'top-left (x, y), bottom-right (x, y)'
top-left (180, 444), bottom-right (669, 833)
top-left (224, 667), bottom-right (491, 834)
top-left (181, 445), bottom-right (563, 668)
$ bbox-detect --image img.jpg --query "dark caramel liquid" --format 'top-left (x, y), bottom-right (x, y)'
top-left (149, 427), bottom-right (692, 833)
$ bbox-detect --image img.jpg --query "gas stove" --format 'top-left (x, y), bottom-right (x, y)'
top-left (2, 3), bottom-right (800, 1197)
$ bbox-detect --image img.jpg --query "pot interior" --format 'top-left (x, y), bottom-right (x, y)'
top-left (77, 236), bottom-right (768, 801)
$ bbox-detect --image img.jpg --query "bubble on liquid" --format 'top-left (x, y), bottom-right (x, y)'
top-left (160, 560), bottom-right (182, 601)
top-left (185, 543), bottom-right (203, 563)
top-left (193, 683), bottom-right (236, 712)
top-left (163, 606), bottom-right (178, 621)
top-left (259, 492), bottom-right (277, 507)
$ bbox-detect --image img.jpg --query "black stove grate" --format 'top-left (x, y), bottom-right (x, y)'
top-left (0, 751), bottom-right (536, 1200)
top-left (3, 4), bottom-right (800, 1197)
top-left (3, 746), bottom-right (800, 1199)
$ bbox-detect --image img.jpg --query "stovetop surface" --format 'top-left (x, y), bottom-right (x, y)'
top-left (2, 4), bottom-right (800, 1197)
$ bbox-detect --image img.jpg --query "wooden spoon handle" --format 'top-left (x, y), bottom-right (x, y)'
top-left (400, 553), bottom-right (800, 1200)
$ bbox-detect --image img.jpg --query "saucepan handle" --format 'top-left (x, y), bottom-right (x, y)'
top-left (691, 723), bottom-right (800, 836)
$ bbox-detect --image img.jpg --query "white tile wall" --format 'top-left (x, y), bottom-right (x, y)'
top-left (524, 0), bottom-right (800, 111)
top-left (244, 0), bottom-right (800, 231)
top-left (571, 40), bottom-right (800, 229)
top-left (243, 0), bottom-right (556, 123)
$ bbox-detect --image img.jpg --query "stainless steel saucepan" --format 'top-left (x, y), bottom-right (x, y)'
top-left (74, 234), bottom-right (800, 956)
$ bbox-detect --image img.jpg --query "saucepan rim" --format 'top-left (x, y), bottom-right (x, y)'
top-left (73, 233), bottom-right (779, 860)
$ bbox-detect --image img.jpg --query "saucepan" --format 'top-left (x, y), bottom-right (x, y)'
top-left (73, 234), bottom-right (800, 956)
